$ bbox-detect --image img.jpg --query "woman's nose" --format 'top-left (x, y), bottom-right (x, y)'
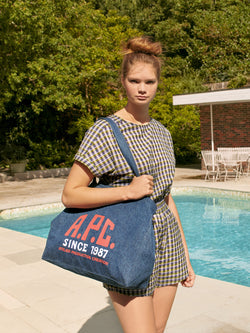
top-left (138, 83), bottom-right (146, 93)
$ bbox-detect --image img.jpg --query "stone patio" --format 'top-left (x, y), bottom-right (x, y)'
top-left (0, 168), bottom-right (249, 332)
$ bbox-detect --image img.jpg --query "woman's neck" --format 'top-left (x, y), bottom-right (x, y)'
top-left (115, 106), bottom-right (151, 125)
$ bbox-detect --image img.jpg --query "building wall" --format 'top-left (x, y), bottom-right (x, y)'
top-left (200, 102), bottom-right (250, 150)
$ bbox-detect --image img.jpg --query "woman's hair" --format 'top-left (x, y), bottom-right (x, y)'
top-left (121, 36), bottom-right (163, 80)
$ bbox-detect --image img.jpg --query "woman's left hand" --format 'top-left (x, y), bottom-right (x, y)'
top-left (181, 264), bottom-right (196, 288)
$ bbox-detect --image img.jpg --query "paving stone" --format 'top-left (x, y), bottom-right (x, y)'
top-left (0, 171), bottom-right (249, 333)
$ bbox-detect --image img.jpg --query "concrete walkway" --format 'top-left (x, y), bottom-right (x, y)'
top-left (0, 169), bottom-right (249, 333)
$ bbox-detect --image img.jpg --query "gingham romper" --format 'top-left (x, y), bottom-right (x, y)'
top-left (74, 115), bottom-right (188, 296)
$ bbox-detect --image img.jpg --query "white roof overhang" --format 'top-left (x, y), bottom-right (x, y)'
top-left (173, 87), bottom-right (250, 106)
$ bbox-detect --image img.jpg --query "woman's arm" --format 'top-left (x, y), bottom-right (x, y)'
top-left (62, 161), bottom-right (154, 209)
top-left (165, 193), bottom-right (196, 287)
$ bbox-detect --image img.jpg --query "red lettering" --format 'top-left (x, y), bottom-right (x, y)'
top-left (96, 218), bottom-right (115, 247)
top-left (81, 215), bottom-right (105, 241)
top-left (71, 251), bottom-right (91, 260)
top-left (92, 256), bottom-right (108, 266)
top-left (58, 247), bottom-right (70, 253)
top-left (64, 215), bottom-right (88, 237)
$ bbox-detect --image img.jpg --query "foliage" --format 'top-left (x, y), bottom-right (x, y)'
top-left (90, 0), bottom-right (250, 83)
top-left (0, 0), bottom-right (249, 169)
top-left (0, 142), bottom-right (26, 164)
top-left (227, 74), bottom-right (248, 89)
top-left (86, 0), bottom-right (249, 164)
top-left (150, 78), bottom-right (201, 164)
top-left (0, 0), bottom-right (137, 169)
top-left (26, 140), bottom-right (76, 170)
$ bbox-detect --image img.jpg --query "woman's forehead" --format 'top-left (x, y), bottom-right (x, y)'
top-left (126, 62), bottom-right (157, 78)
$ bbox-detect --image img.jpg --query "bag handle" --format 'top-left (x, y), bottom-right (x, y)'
top-left (103, 117), bottom-right (140, 177)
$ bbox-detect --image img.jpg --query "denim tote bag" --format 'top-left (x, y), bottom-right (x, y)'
top-left (42, 117), bottom-right (156, 289)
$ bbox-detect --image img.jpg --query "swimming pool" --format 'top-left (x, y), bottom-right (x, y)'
top-left (173, 189), bottom-right (250, 288)
top-left (0, 188), bottom-right (249, 287)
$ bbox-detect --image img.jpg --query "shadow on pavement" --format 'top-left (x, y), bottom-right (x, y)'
top-left (78, 305), bottom-right (123, 333)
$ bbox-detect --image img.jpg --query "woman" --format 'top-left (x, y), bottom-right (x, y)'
top-left (62, 36), bottom-right (195, 333)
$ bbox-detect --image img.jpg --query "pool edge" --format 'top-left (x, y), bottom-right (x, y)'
top-left (1, 186), bottom-right (249, 220)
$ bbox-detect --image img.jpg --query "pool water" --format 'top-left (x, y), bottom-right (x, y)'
top-left (0, 212), bottom-right (59, 239)
top-left (0, 191), bottom-right (249, 287)
top-left (174, 193), bottom-right (250, 287)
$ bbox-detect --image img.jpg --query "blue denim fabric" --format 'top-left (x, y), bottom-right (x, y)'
top-left (42, 194), bottom-right (156, 289)
top-left (42, 117), bottom-right (156, 289)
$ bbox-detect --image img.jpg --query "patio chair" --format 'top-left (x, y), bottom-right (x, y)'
top-left (201, 151), bottom-right (222, 181)
top-left (218, 148), bottom-right (250, 176)
top-left (219, 151), bottom-right (241, 181)
top-left (238, 151), bottom-right (250, 176)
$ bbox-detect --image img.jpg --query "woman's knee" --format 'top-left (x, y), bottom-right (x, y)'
top-left (156, 323), bottom-right (166, 333)
top-left (153, 285), bottom-right (178, 333)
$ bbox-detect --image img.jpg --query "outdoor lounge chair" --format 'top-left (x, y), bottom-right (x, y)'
top-left (201, 150), bottom-right (222, 181)
top-left (219, 151), bottom-right (241, 181)
top-left (218, 147), bottom-right (250, 176)
top-left (238, 151), bottom-right (250, 176)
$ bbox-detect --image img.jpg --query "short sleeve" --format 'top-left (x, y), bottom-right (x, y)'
top-left (74, 119), bottom-right (121, 177)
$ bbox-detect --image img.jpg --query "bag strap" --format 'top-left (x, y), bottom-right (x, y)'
top-left (103, 117), bottom-right (140, 177)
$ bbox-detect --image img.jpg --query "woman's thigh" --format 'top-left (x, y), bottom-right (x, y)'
top-left (152, 284), bottom-right (178, 333)
top-left (108, 291), bottom-right (157, 333)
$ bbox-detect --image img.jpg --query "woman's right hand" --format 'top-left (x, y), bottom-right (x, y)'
top-left (62, 162), bottom-right (154, 208)
top-left (126, 175), bottom-right (154, 200)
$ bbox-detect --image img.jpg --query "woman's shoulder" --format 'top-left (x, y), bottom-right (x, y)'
top-left (151, 118), bottom-right (172, 136)
top-left (85, 117), bottom-right (113, 137)
top-left (87, 116), bottom-right (171, 139)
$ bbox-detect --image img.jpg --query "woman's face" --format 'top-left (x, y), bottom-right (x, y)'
top-left (122, 62), bottom-right (158, 107)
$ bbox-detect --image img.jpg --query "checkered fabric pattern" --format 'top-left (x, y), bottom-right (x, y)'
top-left (75, 115), bottom-right (188, 296)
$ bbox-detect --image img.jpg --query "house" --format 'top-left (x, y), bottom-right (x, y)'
top-left (173, 87), bottom-right (250, 156)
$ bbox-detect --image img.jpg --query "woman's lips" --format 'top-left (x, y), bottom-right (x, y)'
top-left (136, 96), bottom-right (148, 100)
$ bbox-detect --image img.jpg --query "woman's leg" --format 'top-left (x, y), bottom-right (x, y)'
top-left (108, 291), bottom-right (157, 333)
top-left (152, 284), bottom-right (178, 333)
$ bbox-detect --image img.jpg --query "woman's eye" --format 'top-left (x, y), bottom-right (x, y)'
top-left (128, 79), bottom-right (156, 84)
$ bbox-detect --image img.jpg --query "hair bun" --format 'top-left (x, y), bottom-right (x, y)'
top-left (124, 36), bottom-right (162, 57)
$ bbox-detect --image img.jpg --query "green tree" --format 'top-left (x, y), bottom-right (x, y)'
top-left (150, 78), bottom-right (201, 164)
top-left (1, 0), bottom-right (249, 169)
top-left (151, 0), bottom-right (250, 83)
top-left (89, 0), bottom-right (250, 83)
top-left (88, 0), bottom-right (249, 164)
top-left (0, 0), bottom-right (137, 168)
